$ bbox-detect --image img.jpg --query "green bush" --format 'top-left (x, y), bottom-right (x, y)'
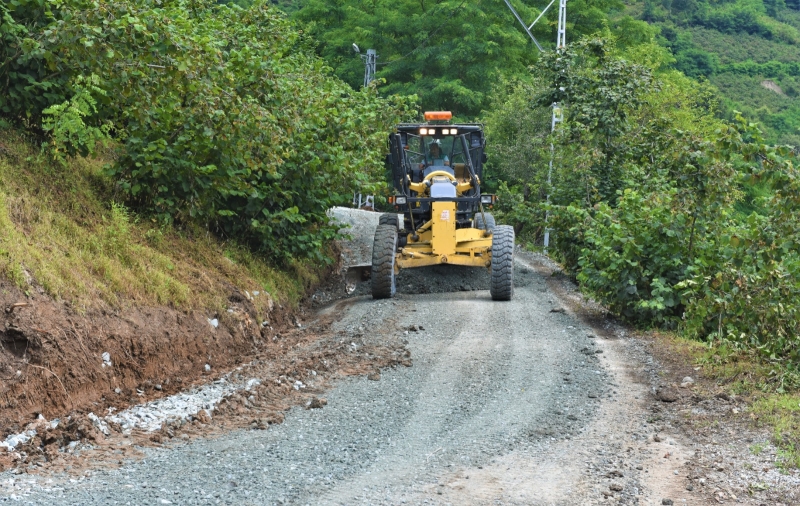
top-left (675, 48), bottom-right (719, 77)
top-left (575, 190), bottom-right (692, 323)
top-left (680, 129), bottom-right (800, 363)
top-left (2, 0), bottom-right (415, 263)
top-left (0, 0), bottom-right (72, 129)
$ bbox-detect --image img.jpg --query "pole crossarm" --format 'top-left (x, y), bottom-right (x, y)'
top-left (528, 0), bottom-right (556, 31)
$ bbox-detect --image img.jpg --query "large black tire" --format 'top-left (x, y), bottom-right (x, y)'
top-left (490, 225), bottom-right (515, 301)
top-left (371, 224), bottom-right (398, 299)
top-left (475, 212), bottom-right (496, 232)
top-left (379, 213), bottom-right (399, 229)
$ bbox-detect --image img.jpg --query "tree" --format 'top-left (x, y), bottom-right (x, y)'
top-left (292, 0), bottom-right (627, 117)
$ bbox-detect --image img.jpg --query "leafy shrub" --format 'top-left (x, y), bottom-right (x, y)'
top-left (0, 0), bottom-right (71, 129)
top-left (695, 5), bottom-right (771, 36)
top-left (721, 59), bottom-right (800, 77)
top-left (681, 125), bottom-right (800, 363)
top-left (493, 181), bottom-right (544, 241)
top-left (41, 75), bottom-right (112, 162)
top-left (675, 48), bottom-right (719, 77)
top-left (575, 190), bottom-right (692, 323)
top-left (3, 0), bottom-right (415, 263)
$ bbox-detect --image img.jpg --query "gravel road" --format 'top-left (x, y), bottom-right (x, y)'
top-left (0, 253), bottom-right (610, 504)
top-left (3, 208), bottom-right (796, 505)
top-left (0, 254), bottom-right (752, 505)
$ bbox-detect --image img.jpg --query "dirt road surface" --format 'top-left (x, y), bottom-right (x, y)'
top-left (1, 251), bottom-right (797, 505)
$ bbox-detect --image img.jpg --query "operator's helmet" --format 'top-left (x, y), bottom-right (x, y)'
top-left (428, 139), bottom-right (442, 151)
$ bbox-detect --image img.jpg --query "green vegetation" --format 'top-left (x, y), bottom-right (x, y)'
top-left (0, 128), bottom-right (316, 312)
top-left (290, 0), bottom-right (654, 117)
top-left (636, 0), bottom-right (800, 145)
top-left (485, 36), bottom-right (800, 385)
top-left (751, 394), bottom-right (800, 468)
top-left (1, 0), bottom-right (413, 264)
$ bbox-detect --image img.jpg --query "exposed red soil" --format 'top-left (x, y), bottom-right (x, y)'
top-left (0, 268), bottom-right (410, 475)
top-left (0, 276), bottom-right (295, 435)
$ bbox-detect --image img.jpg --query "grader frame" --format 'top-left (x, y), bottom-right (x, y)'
top-left (371, 111), bottom-right (515, 300)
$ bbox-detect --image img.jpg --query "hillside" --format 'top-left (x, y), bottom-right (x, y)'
top-left (0, 0), bottom-right (389, 434)
top-left (632, 0), bottom-right (800, 145)
top-left (0, 126), bottom-right (333, 431)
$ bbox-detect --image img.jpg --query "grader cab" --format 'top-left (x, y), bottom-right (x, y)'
top-left (372, 111), bottom-right (515, 300)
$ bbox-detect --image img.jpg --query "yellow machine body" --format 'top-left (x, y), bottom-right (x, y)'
top-left (395, 201), bottom-right (492, 271)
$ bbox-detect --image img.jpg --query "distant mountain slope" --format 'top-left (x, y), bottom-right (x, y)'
top-left (634, 0), bottom-right (800, 145)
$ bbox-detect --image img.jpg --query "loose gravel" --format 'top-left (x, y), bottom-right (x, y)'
top-left (2, 210), bottom-right (796, 505)
top-left (0, 256), bottom-right (613, 505)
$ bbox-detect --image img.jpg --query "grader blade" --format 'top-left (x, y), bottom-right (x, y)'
top-left (328, 207), bottom-right (383, 292)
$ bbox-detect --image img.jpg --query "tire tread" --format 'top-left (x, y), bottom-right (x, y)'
top-left (475, 212), bottom-right (496, 232)
top-left (371, 224), bottom-right (398, 299)
top-left (379, 213), bottom-right (399, 229)
top-left (490, 225), bottom-right (514, 301)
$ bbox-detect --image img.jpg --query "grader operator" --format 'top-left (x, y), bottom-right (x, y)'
top-left (372, 111), bottom-right (515, 300)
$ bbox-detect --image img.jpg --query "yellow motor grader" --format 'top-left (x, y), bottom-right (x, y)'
top-left (372, 111), bottom-right (515, 300)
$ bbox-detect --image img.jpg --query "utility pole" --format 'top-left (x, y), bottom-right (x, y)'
top-left (544, 0), bottom-right (567, 251)
top-left (363, 49), bottom-right (377, 88)
top-left (501, 0), bottom-right (567, 252)
top-left (352, 44), bottom-right (378, 208)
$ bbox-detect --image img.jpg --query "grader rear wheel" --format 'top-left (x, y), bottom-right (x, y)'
top-left (371, 224), bottom-right (398, 299)
top-left (475, 212), bottom-right (496, 232)
top-left (490, 225), bottom-right (515, 301)
top-left (379, 213), bottom-right (399, 229)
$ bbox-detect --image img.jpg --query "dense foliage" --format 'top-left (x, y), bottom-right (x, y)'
top-left (485, 37), bottom-right (799, 369)
top-left (680, 125), bottom-right (800, 369)
top-left (638, 0), bottom-right (800, 145)
top-left (1, 0), bottom-right (413, 262)
top-left (290, 0), bottom-right (654, 117)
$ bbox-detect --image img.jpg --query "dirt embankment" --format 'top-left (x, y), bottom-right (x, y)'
top-left (0, 207), bottom-right (414, 474)
top-left (0, 278), bottom-right (293, 435)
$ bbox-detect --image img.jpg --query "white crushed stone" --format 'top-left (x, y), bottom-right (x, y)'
top-left (0, 370), bottom-right (263, 445)
top-left (104, 376), bottom-right (262, 433)
top-left (1, 415), bottom-right (59, 451)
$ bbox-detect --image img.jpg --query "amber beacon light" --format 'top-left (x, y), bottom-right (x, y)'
top-left (423, 111), bottom-right (452, 121)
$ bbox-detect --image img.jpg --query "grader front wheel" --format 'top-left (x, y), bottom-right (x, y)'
top-left (490, 225), bottom-right (515, 301)
top-left (371, 224), bottom-right (398, 299)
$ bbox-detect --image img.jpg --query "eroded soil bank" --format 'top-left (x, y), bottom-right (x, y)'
top-left (0, 276), bottom-right (296, 445)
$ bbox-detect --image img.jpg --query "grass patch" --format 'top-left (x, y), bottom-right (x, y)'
top-left (750, 441), bottom-right (766, 455)
top-left (668, 333), bottom-right (800, 469)
top-left (0, 127), bottom-right (324, 314)
top-left (750, 394), bottom-right (800, 469)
